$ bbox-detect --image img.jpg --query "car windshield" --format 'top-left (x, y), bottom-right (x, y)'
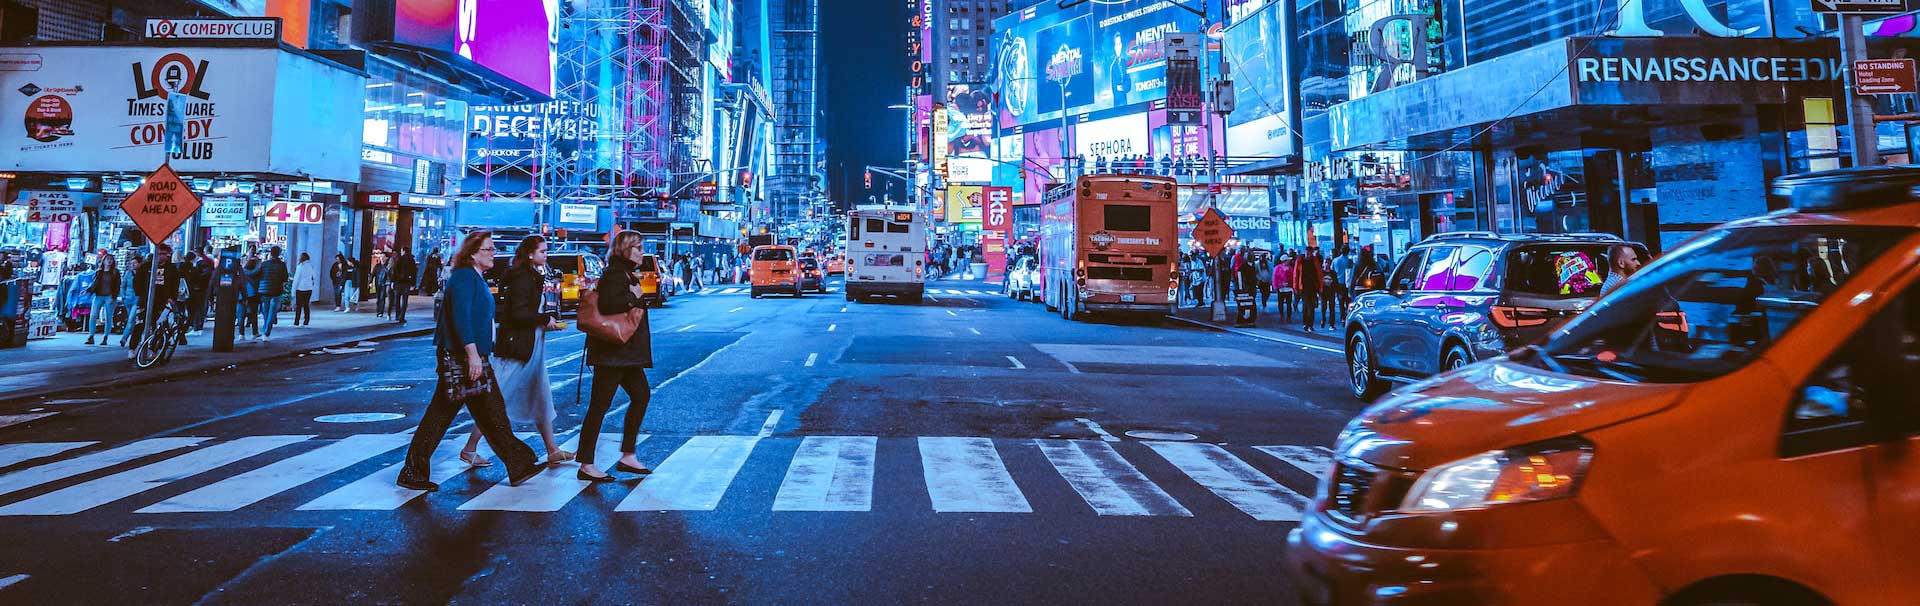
top-left (755, 249), bottom-right (793, 261)
top-left (1528, 225), bottom-right (1913, 383)
top-left (638, 256), bottom-right (659, 272)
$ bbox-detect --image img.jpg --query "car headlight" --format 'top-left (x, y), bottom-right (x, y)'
top-left (1399, 437), bottom-right (1593, 513)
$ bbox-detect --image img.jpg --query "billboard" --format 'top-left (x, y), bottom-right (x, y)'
top-left (1074, 112), bottom-right (1149, 162)
top-left (1, 46), bottom-right (363, 180)
top-left (1222, 0), bottom-right (1295, 160)
top-left (995, 0), bottom-right (1201, 126)
top-left (383, 0), bottom-right (556, 97)
top-left (466, 100), bottom-right (601, 164)
top-left (945, 184), bottom-right (984, 224)
top-left (945, 84), bottom-right (993, 159)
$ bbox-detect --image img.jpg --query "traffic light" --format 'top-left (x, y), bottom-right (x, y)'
top-left (864, 170), bottom-right (872, 189)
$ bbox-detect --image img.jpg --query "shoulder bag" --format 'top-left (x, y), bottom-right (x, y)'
top-left (436, 301), bottom-right (493, 402)
top-left (577, 285), bottom-right (644, 344)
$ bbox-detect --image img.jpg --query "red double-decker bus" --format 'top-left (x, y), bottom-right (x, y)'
top-left (1037, 174), bottom-right (1180, 319)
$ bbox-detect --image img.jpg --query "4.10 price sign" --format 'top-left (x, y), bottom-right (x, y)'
top-left (264, 200), bottom-right (323, 224)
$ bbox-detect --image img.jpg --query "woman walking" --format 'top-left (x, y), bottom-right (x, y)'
top-left (395, 231), bottom-right (541, 492)
top-left (292, 252), bottom-right (318, 326)
top-left (240, 254), bottom-right (263, 339)
top-left (460, 235), bottom-right (574, 467)
top-left (85, 255), bottom-right (120, 345)
top-left (576, 230), bottom-right (655, 482)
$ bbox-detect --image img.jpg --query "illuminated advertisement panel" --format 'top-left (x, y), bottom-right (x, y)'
top-left (994, 1), bottom-right (1200, 127)
top-left (383, 0), bottom-right (556, 97)
top-left (1222, 0), bottom-right (1294, 159)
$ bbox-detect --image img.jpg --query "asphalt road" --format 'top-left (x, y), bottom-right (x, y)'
top-left (0, 277), bottom-right (1365, 605)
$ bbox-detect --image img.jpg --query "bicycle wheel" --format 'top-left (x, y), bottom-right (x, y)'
top-left (159, 324), bottom-right (182, 363)
top-left (134, 319), bottom-right (170, 368)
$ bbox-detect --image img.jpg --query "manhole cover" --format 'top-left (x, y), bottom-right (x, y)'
top-left (315, 413), bottom-right (407, 423)
top-left (352, 384), bottom-right (414, 392)
top-left (1125, 430), bottom-right (1198, 441)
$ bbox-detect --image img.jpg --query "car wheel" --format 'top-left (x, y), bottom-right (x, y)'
top-left (1442, 344), bottom-right (1472, 373)
top-left (1348, 332), bottom-right (1390, 402)
top-left (845, 291), bottom-right (856, 302)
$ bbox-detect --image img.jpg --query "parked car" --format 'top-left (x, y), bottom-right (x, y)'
top-left (1345, 231), bottom-right (1648, 401)
top-left (1289, 164), bottom-right (1920, 606)
top-left (1005, 255), bottom-right (1038, 301)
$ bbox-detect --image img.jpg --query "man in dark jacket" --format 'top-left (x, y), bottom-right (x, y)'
top-left (256, 247), bottom-right (290, 338)
top-left (1295, 248), bottom-right (1324, 332)
top-left (187, 247), bottom-right (214, 333)
top-left (391, 247), bottom-right (418, 324)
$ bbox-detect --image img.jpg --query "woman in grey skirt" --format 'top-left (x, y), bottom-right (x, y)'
top-left (460, 234), bottom-right (573, 466)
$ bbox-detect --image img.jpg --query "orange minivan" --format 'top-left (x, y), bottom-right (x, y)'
top-left (749, 245), bottom-right (802, 298)
top-left (1287, 165), bottom-right (1920, 606)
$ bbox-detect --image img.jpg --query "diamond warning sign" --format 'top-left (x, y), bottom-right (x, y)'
top-left (1194, 207), bottom-right (1235, 257)
top-left (119, 163), bottom-right (202, 242)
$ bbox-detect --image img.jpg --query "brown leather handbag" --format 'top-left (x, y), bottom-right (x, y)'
top-left (577, 288), bottom-right (644, 344)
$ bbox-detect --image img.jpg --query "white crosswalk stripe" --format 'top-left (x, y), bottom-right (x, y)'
top-left (0, 435), bottom-right (311, 516)
top-left (1036, 440), bottom-right (1190, 517)
top-left (616, 436), bottom-right (760, 511)
top-left (1144, 442), bottom-right (1309, 522)
top-left (773, 436), bottom-right (876, 512)
top-left (140, 434), bottom-right (410, 513)
top-left (920, 437), bottom-right (1031, 513)
top-left (458, 435), bottom-right (633, 512)
top-left (0, 434), bottom-right (1324, 520)
top-left (0, 437), bottom-right (206, 499)
top-left (0, 441), bottom-right (97, 470)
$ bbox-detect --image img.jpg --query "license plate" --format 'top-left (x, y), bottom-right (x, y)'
top-left (1120, 294), bottom-right (1136, 303)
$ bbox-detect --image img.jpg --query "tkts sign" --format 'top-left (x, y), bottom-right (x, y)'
top-left (127, 52), bottom-right (219, 161)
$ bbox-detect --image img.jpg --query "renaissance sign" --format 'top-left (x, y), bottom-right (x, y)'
top-left (1571, 38), bottom-right (1854, 105)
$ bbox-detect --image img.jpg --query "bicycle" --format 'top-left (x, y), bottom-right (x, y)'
top-left (133, 299), bottom-right (186, 369)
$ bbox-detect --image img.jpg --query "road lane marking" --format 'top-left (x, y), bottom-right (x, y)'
top-left (729, 306), bottom-right (744, 313)
top-left (0, 442), bottom-right (97, 470)
top-left (545, 349), bottom-right (587, 369)
top-left (0, 574), bottom-right (25, 591)
top-left (458, 435), bottom-right (635, 512)
top-left (828, 324), bottom-right (837, 332)
top-left (1036, 440), bottom-right (1191, 517)
top-left (804, 353), bottom-right (818, 367)
top-left (919, 437), bottom-right (1031, 513)
top-left (0, 437), bottom-right (206, 499)
top-left (840, 307), bottom-right (848, 313)
top-left (675, 324), bottom-right (697, 332)
top-left (0, 412), bottom-right (57, 430)
top-left (967, 327), bottom-right (981, 335)
top-left (139, 434), bottom-right (411, 513)
top-left (1005, 355), bottom-right (1025, 370)
top-left (296, 435), bottom-right (523, 511)
top-left (1255, 445), bottom-right (1336, 480)
top-left (1143, 442), bottom-right (1307, 522)
top-left (773, 436), bottom-right (876, 512)
top-left (945, 310), bottom-right (958, 317)
top-left (1162, 316), bottom-right (1342, 354)
top-left (1074, 417), bottom-right (1120, 442)
top-left (616, 436), bottom-right (761, 511)
top-left (758, 411), bottom-right (783, 437)
top-left (0, 435), bottom-right (311, 516)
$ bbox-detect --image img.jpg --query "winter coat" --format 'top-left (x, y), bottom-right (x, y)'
top-left (90, 267), bottom-right (120, 297)
top-left (1272, 258), bottom-right (1295, 292)
top-left (493, 263), bottom-right (555, 362)
top-left (255, 258), bottom-right (290, 297)
top-left (586, 255), bottom-right (654, 368)
top-left (293, 260), bottom-right (320, 292)
top-left (393, 255), bottom-right (419, 294)
top-left (1294, 255), bottom-right (1324, 294)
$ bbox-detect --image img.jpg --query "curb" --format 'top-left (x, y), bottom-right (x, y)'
top-left (0, 324), bottom-right (435, 403)
top-left (1165, 315), bottom-right (1344, 354)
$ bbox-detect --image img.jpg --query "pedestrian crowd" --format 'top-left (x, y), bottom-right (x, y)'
top-left (1180, 243), bottom-right (1387, 333)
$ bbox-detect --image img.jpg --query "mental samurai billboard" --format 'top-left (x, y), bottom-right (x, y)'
top-left (994, 0), bottom-right (1200, 126)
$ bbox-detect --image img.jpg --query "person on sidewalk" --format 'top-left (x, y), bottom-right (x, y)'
top-left (373, 252), bottom-right (391, 318)
top-left (1254, 251), bottom-right (1274, 311)
top-left (418, 250), bottom-right (443, 298)
top-left (1272, 250), bottom-right (1296, 323)
top-left (460, 235), bottom-right (573, 468)
top-left (292, 252), bottom-right (319, 327)
top-left (330, 254), bottom-right (353, 312)
top-left (395, 231), bottom-right (541, 492)
top-left (85, 255), bottom-right (119, 346)
top-left (256, 247), bottom-right (290, 339)
top-left (392, 247), bottom-right (417, 324)
top-left (577, 230), bottom-right (656, 482)
top-left (340, 255), bottom-right (361, 313)
top-left (1295, 247), bottom-right (1324, 332)
top-left (1319, 254), bottom-right (1340, 330)
top-left (239, 254), bottom-right (263, 339)
top-left (1330, 246), bottom-right (1354, 325)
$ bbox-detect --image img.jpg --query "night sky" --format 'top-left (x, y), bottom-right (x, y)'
top-left (821, 0), bottom-right (910, 209)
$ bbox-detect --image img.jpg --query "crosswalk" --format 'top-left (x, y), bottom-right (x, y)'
top-left (691, 286), bottom-right (1003, 297)
top-left (0, 434), bottom-right (1335, 521)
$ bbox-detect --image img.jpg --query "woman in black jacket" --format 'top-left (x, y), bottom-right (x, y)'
top-left (576, 231), bottom-right (654, 481)
top-left (460, 235), bottom-right (572, 467)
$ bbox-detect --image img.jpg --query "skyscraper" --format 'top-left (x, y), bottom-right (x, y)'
top-left (770, 0), bottom-right (822, 226)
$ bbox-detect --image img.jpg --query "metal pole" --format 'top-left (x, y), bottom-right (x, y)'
top-left (1843, 14), bottom-right (1880, 167)
top-left (1616, 150), bottom-right (1632, 241)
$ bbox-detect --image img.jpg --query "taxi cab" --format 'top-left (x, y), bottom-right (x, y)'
top-left (636, 254), bottom-right (670, 307)
top-left (749, 245), bottom-right (803, 298)
top-left (825, 253), bottom-right (846, 275)
top-left (1287, 165), bottom-right (1920, 606)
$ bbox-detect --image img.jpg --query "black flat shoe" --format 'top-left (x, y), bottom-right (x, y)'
top-left (507, 466), bottom-right (543, 487)
top-left (396, 476), bottom-right (439, 492)
top-left (576, 469), bottom-right (615, 482)
top-left (614, 461), bottom-right (653, 475)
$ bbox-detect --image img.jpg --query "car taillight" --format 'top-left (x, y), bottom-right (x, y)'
top-left (1655, 310), bottom-right (1689, 333)
top-left (1490, 305), bottom-right (1552, 328)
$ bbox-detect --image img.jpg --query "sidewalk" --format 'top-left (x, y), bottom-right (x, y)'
top-left (0, 296), bottom-right (437, 403)
top-left (1166, 300), bottom-right (1345, 354)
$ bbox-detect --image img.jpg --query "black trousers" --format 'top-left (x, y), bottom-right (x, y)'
top-left (400, 357), bottom-right (538, 481)
top-left (390, 287), bottom-right (410, 322)
top-left (579, 365), bottom-right (651, 465)
top-left (331, 280), bottom-right (345, 308)
top-left (1276, 290), bottom-right (1294, 322)
top-left (294, 290), bottom-right (313, 325)
top-left (1300, 292), bottom-right (1319, 330)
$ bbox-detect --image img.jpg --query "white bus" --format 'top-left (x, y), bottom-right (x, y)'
top-left (844, 207), bottom-right (927, 303)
